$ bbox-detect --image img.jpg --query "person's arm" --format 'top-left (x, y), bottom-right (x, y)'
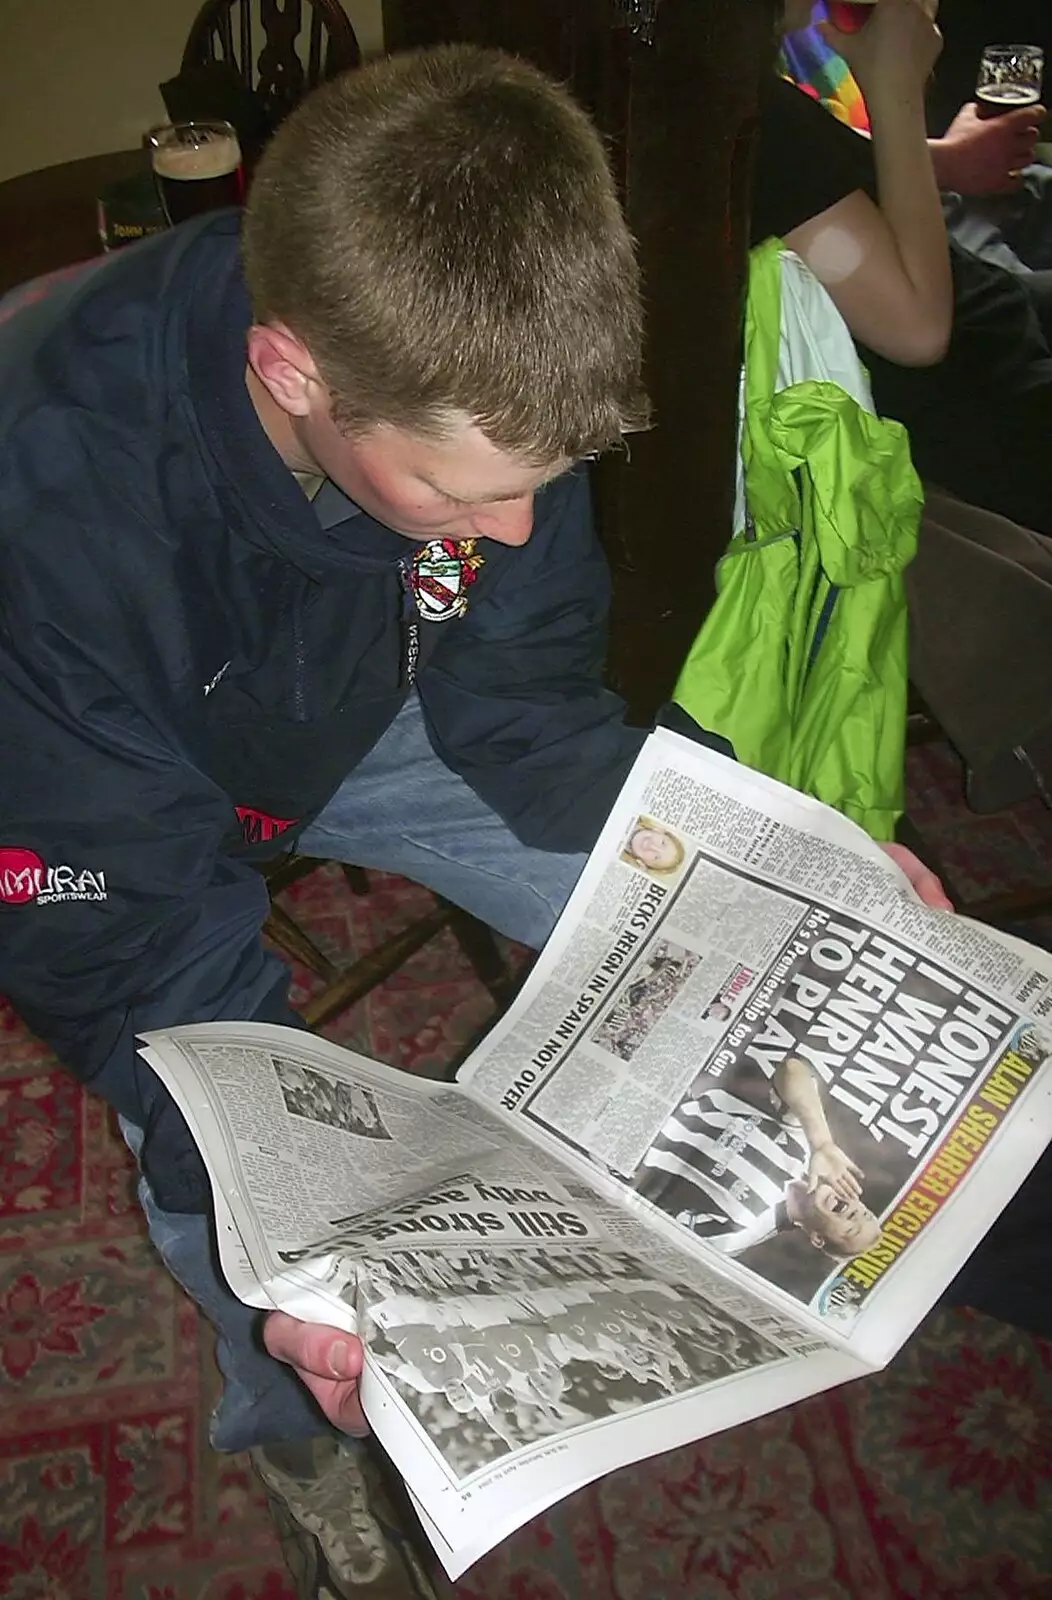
top-left (782, 0), bottom-right (952, 365)
top-left (0, 621), bottom-right (301, 1210)
top-left (0, 554), bottom-right (376, 1431)
top-left (773, 1057), bottom-right (864, 1198)
top-left (0, 480), bottom-right (312, 1215)
top-left (929, 100), bottom-right (1045, 196)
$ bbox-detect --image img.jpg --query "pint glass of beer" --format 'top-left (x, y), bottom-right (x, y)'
top-left (146, 120), bottom-right (244, 226)
top-left (975, 45), bottom-right (1044, 118)
top-left (826, 0), bottom-right (877, 35)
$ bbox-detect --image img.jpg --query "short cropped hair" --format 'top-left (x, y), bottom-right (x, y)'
top-left (241, 44), bottom-right (649, 463)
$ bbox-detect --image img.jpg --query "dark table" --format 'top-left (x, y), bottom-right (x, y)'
top-left (0, 149), bottom-right (148, 298)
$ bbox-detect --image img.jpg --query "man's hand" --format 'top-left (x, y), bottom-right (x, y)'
top-left (879, 841), bottom-right (953, 910)
top-left (263, 1311), bottom-right (370, 1437)
top-left (807, 1141), bottom-right (864, 1201)
top-left (932, 102), bottom-right (1044, 196)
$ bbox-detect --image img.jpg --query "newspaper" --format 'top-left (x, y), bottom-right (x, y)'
top-left (139, 729), bottom-right (1052, 1578)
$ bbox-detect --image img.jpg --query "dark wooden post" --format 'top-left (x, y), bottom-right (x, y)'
top-left (383, 0), bottom-right (777, 719)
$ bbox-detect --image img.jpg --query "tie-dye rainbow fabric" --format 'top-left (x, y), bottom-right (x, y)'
top-left (780, 2), bottom-right (871, 133)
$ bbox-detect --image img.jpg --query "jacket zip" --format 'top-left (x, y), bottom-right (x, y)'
top-left (285, 576), bottom-right (308, 721)
top-left (399, 559), bottom-right (420, 687)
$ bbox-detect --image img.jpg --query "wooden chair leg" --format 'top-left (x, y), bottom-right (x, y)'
top-left (265, 856), bottom-right (527, 1037)
top-left (442, 902), bottom-right (515, 1005)
top-left (264, 852), bottom-right (323, 897)
top-left (264, 902), bottom-right (340, 983)
top-left (300, 903), bottom-right (453, 1030)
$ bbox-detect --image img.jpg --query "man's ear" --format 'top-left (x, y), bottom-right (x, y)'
top-left (246, 323), bottom-right (322, 418)
top-left (807, 1230), bottom-right (827, 1252)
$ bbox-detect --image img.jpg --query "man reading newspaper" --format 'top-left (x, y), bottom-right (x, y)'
top-left (134, 735), bottom-right (1052, 1578)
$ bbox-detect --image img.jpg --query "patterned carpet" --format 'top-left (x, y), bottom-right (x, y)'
top-left (2, 741), bottom-right (1052, 1599)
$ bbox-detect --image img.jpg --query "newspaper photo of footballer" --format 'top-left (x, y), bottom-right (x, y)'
top-left (356, 1245), bottom-right (785, 1478)
top-left (591, 938), bottom-right (703, 1062)
top-left (273, 1056), bottom-right (391, 1140)
top-left (634, 1055), bottom-right (883, 1302)
top-left (629, 909), bottom-right (1042, 1306)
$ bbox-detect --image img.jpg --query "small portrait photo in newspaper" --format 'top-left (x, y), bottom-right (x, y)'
top-left (620, 815), bottom-right (688, 882)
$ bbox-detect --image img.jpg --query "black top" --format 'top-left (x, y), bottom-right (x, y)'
top-left (751, 76), bottom-right (1050, 406)
top-left (751, 75), bottom-right (877, 247)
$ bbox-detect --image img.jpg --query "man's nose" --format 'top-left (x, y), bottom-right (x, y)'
top-left (470, 496), bottom-right (535, 546)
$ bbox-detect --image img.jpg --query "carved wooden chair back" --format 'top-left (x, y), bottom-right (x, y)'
top-left (181, 0), bottom-right (362, 128)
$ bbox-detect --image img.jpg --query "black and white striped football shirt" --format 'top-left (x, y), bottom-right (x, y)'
top-left (638, 1088), bottom-right (808, 1254)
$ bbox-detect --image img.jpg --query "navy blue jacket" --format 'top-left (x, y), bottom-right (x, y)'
top-left (0, 214), bottom-right (649, 1211)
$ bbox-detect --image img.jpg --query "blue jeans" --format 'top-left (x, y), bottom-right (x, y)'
top-left (131, 694), bottom-right (586, 1450)
top-left (299, 692), bottom-right (585, 946)
top-left (943, 165), bottom-right (1052, 278)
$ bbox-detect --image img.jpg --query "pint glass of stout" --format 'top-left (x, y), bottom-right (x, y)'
top-left (146, 120), bottom-right (244, 226)
top-left (975, 45), bottom-right (1044, 119)
top-left (826, 0), bottom-right (877, 35)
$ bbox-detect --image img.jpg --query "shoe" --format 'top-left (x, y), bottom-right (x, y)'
top-left (250, 1435), bottom-right (440, 1599)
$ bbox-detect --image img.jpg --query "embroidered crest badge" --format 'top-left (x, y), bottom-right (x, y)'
top-left (409, 538), bottom-right (485, 622)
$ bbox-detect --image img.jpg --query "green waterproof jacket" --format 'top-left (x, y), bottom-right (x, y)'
top-left (674, 238), bottom-right (923, 841)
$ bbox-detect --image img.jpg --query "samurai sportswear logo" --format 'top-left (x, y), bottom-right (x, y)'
top-left (0, 847), bottom-right (107, 906)
top-left (409, 538), bottom-right (485, 622)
